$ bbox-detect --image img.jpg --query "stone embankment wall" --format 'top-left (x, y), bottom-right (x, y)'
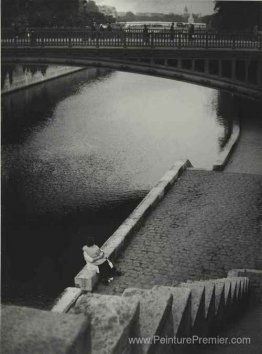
top-left (1, 65), bottom-right (84, 94)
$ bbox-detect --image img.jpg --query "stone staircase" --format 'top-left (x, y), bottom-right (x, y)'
top-left (2, 272), bottom-right (259, 354)
top-left (69, 276), bottom-right (250, 354)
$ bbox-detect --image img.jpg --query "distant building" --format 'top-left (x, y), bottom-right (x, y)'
top-left (135, 12), bottom-right (166, 19)
top-left (117, 12), bottom-right (127, 17)
top-left (188, 13), bottom-right (194, 24)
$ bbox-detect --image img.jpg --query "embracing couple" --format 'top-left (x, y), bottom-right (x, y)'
top-left (82, 237), bottom-right (122, 285)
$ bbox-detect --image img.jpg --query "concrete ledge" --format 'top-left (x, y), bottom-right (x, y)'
top-left (2, 305), bottom-right (91, 354)
top-left (213, 119), bottom-right (240, 171)
top-left (51, 287), bottom-right (83, 313)
top-left (74, 265), bottom-right (98, 292)
top-left (102, 159), bottom-right (192, 260)
top-left (74, 160), bottom-right (192, 292)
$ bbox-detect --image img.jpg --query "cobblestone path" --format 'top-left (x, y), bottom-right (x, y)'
top-left (96, 170), bottom-right (262, 295)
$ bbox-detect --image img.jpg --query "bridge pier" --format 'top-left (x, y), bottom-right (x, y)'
top-left (192, 59), bottom-right (196, 72)
top-left (259, 62), bottom-right (262, 87)
top-left (218, 60), bottom-right (222, 77)
top-left (232, 59), bottom-right (236, 81)
top-left (244, 61), bottom-right (249, 83)
top-left (204, 59), bottom-right (209, 74)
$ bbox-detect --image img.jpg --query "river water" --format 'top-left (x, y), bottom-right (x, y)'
top-left (2, 66), bottom-right (237, 308)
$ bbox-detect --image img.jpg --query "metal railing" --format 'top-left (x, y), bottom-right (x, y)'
top-left (2, 28), bottom-right (261, 50)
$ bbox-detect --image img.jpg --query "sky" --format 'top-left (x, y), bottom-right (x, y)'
top-left (95, 0), bottom-right (216, 15)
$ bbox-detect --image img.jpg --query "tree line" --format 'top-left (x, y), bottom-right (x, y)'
top-left (213, 1), bottom-right (262, 31)
top-left (2, 0), bottom-right (262, 30)
top-left (1, 0), bottom-right (107, 27)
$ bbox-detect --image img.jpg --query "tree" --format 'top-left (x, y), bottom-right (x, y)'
top-left (213, 1), bottom-right (262, 31)
top-left (81, 0), bottom-right (99, 14)
top-left (124, 12), bottom-right (136, 22)
top-left (2, 0), bottom-right (106, 27)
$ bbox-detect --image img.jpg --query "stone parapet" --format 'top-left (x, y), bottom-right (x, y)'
top-left (122, 287), bottom-right (174, 354)
top-left (70, 293), bottom-right (140, 354)
top-left (52, 287), bottom-right (83, 313)
top-left (1, 274), bottom-right (253, 354)
top-left (1, 305), bottom-right (90, 354)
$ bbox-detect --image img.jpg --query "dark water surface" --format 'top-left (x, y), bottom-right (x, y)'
top-left (2, 66), bottom-right (237, 308)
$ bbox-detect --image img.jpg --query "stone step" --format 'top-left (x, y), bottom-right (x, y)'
top-left (185, 280), bottom-right (215, 318)
top-left (185, 280), bottom-right (216, 336)
top-left (69, 293), bottom-right (139, 354)
top-left (228, 269), bottom-right (261, 303)
top-left (122, 287), bottom-right (173, 354)
top-left (215, 277), bottom-right (249, 305)
top-left (2, 305), bottom-right (91, 354)
top-left (153, 285), bottom-right (191, 337)
top-left (235, 277), bottom-right (243, 300)
top-left (179, 282), bottom-right (206, 336)
top-left (182, 277), bottom-right (250, 333)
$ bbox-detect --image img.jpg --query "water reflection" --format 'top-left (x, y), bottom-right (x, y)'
top-left (2, 66), bottom-right (236, 308)
top-left (2, 64), bottom-right (49, 89)
top-left (2, 67), bottom-right (110, 144)
top-left (215, 92), bottom-right (239, 149)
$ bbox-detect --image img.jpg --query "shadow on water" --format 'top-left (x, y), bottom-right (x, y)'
top-left (1, 66), bottom-right (146, 308)
top-left (215, 92), bottom-right (237, 150)
top-left (1, 195), bottom-right (144, 309)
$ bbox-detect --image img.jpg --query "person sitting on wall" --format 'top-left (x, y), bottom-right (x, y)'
top-left (83, 237), bottom-right (122, 285)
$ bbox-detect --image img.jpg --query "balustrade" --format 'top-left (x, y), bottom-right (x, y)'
top-left (1, 28), bottom-right (261, 50)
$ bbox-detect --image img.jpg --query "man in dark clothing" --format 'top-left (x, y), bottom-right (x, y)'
top-left (143, 24), bottom-right (150, 45)
top-left (170, 22), bottom-right (175, 41)
top-left (188, 24), bottom-right (195, 41)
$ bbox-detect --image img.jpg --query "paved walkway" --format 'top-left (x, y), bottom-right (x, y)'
top-left (97, 170), bottom-right (262, 295)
